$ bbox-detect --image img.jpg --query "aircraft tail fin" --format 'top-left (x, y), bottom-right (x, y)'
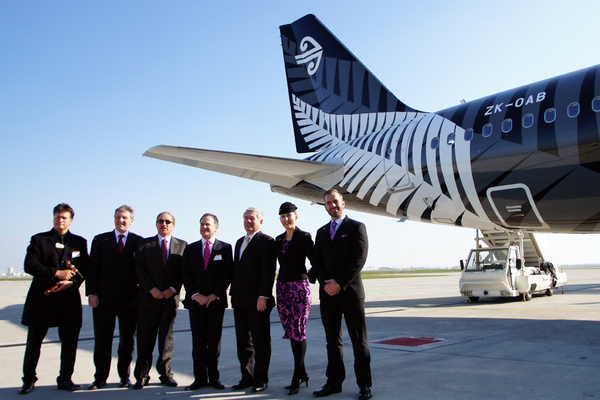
top-left (280, 14), bottom-right (420, 153)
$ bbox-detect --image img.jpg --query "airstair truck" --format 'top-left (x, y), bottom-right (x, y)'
top-left (459, 231), bottom-right (567, 302)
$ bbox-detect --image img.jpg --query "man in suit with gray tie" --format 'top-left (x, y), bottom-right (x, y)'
top-left (132, 212), bottom-right (187, 389)
top-left (229, 207), bottom-right (276, 393)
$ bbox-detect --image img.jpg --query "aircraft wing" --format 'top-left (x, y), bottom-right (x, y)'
top-left (143, 145), bottom-right (344, 188)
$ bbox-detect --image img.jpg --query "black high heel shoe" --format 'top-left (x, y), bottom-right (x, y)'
top-left (286, 376), bottom-right (309, 395)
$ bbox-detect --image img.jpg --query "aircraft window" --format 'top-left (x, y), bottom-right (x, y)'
top-left (447, 133), bottom-right (455, 145)
top-left (431, 137), bottom-right (439, 150)
top-left (482, 123), bottom-right (492, 138)
top-left (593, 96), bottom-right (600, 112)
top-left (567, 102), bottom-right (580, 118)
top-left (464, 128), bottom-right (474, 141)
top-left (544, 108), bottom-right (556, 123)
top-left (501, 119), bottom-right (512, 133)
top-left (522, 113), bottom-right (534, 128)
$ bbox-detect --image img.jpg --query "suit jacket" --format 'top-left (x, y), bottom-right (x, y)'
top-left (86, 230), bottom-right (141, 304)
top-left (22, 229), bottom-right (89, 328)
top-left (181, 238), bottom-right (233, 309)
top-left (312, 216), bottom-right (368, 300)
top-left (275, 227), bottom-right (314, 283)
top-left (135, 235), bottom-right (187, 309)
top-left (230, 231), bottom-right (276, 309)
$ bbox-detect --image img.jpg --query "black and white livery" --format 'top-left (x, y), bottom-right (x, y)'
top-left (145, 14), bottom-right (600, 235)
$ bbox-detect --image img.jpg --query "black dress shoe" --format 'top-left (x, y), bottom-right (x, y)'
top-left (232, 380), bottom-right (253, 390)
top-left (19, 381), bottom-right (35, 395)
top-left (313, 383), bottom-right (342, 397)
top-left (119, 378), bottom-right (132, 388)
top-left (184, 381), bottom-right (207, 391)
top-left (252, 382), bottom-right (268, 393)
top-left (57, 380), bottom-right (82, 391)
top-left (159, 376), bottom-right (178, 387)
top-left (210, 380), bottom-right (225, 389)
top-left (358, 386), bottom-right (373, 400)
top-left (133, 376), bottom-right (150, 390)
top-left (88, 380), bottom-right (106, 390)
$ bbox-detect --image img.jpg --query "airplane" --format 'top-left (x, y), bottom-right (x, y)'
top-left (144, 14), bottom-right (600, 250)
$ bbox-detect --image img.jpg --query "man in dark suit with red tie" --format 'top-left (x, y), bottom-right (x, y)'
top-left (312, 189), bottom-right (373, 400)
top-left (230, 207), bottom-right (276, 393)
top-left (181, 213), bottom-right (233, 391)
top-left (132, 212), bottom-right (187, 389)
top-left (19, 203), bottom-right (88, 395)
top-left (86, 205), bottom-right (141, 390)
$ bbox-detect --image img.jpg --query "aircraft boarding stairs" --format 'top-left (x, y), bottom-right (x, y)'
top-left (478, 230), bottom-right (549, 268)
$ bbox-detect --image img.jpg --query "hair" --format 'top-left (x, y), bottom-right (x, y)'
top-left (243, 207), bottom-right (264, 221)
top-left (156, 211), bottom-right (175, 224)
top-left (115, 205), bottom-right (134, 219)
top-left (200, 213), bottom-right (219, 227)
top-left (53, 203), bottom-right (74, 219)
top-left (324, 188), bottom-right (343, 200)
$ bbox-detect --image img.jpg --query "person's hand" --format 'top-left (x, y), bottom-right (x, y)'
top-left (257, 297), bottom-right (267, 311)
top-left (88, 295), bottom-right (99, 308)
top-left (52, 280), bottom-right (74, 292)
top-left (55, 269), bottom-right (74, 281)
top-left (324, 279), bottom-right (341, 296)
top-left (205, 294), bottom-right (218, 307)
top-left (194, 294), bottom-right (208, 305)
top-left (162, 288), bottom-right (176, 299)
top-left (150, 288), bottom-right (164, 299)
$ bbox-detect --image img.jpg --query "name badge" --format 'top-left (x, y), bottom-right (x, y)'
top-left (55, 243), bottom-right (64, 249)
top-left (214, 254), bottom-right (222, 261)
top-left (72, 251), bottom-right (81, 258)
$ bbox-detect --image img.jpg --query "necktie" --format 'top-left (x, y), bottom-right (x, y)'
top-left (330, 220), bottom-right (337, 240)
top-left (118, 234), bottom-right (124, 254)
top-left (161, 238), bottom-right (168, 267)
top-left (240, 236), bottom-right (250, 259)
top-left (203, 241), bottom-right (211, 270)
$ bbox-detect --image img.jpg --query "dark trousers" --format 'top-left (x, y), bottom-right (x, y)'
top-left (233, 306), bottom-right (272, 385)
top-left (320, 297), bottom-right (372, 387)
top-left (133, 306), bottom-right (176, 380)
top-left (22, 324), bottom-right (80, 383)
top-left (189, 304), bottom-right (225, 383)
top-left (92, 302), bottom-right (136, 381)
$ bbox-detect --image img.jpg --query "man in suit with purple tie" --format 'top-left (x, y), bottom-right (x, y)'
top-left (181, 213), bottom-right (233, 391)
top-left (132, 212), bottom-right (187, 389)
top-left (86, 205), bottom-right (141, 390)
top-left (312, 189), bottom-right (373, 400)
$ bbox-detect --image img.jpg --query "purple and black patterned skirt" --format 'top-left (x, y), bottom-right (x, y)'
top-left (276, 279), bottom-right (311, 341)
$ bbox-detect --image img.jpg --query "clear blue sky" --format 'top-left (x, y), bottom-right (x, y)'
top-left (2, 0), bottom-right (599, 273)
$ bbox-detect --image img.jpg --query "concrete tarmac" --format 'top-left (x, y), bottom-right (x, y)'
top-left (1, 268), bottom-right (599, 399)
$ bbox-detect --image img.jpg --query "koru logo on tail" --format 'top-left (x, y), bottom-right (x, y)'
top-left (295, 36), bottom-right (322, 76)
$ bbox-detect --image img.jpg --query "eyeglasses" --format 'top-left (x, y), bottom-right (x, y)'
top-left (157, 219), bottom-right (173, 225)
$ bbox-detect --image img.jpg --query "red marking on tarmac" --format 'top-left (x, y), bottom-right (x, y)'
top-left (374, 337), bottom-right (443, 347)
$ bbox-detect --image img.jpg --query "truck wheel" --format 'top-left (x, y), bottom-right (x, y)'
top-left (469, 297), bottom-right (479, 302)
top-left (523, 291), bottom-right (532, 301)
top-left (546, 287), bottom-right (554, 296)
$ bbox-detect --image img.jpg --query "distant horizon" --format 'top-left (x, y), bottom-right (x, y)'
top-left (4, 263), bottom-right (599, 279)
